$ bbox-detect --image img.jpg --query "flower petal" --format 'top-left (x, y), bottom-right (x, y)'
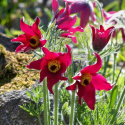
top-left (32, 17), bottom-right (41, 38)
top-left (120, 28), bottom-right (125, 42)
top-left (11, 34), bottom-right (28, 45)
top-left (57, 15), bottom-right (77, 30)
top-left (59, 45), bottom-right (72, 66)
top-left (42, 47), bottom-right (60, 60)
top-left (27, 58), bottom-right (47, 70)
top-left (39, 66), bottom-right (48, 82)
top-left (91, 74), bottom-right (113, 91)
top-left (69, 1), bottom-right (89, 14)
top-left (20, 18), bottom-right (34, 35)
top-left (15, 44), bottom-right (26, 54)
top-left (81, 53), bottom-right (102, 74)
top-left (80, 83), bottom-right (95, 110)
top-left (90, 25), bottom-right (95, 41)
top-left (66, 82), bottom-right (77, 90)
top-left (68, 26), bottom-right (84, 34)
top-left (80, 9), bottom-right (90, 28)
top-left (39, 39), bottom-right (47, 47)
top-left (52, 0), bottom-right (59, 16)
top-left (47, 75), bottom-right (61, 94)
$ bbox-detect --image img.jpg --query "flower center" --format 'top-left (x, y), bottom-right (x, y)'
top-left (30, 36), bottom-right (39, 48)
top-left (81, 73), bottom-right (92, 86)
top-left (48, 60), bottom-right (61, 73)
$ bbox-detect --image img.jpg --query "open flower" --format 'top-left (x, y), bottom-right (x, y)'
top-left (27, 45), bottom-right (71, 94)
top-left (11, 17), bottom-right (47, 54)
top-left (90, 25), bottom-right (114, 51)
top-left (52, 0), bottom-right (84, 44)
top-left (66, 53), bottom-right (113, 110)
top-left (63, 0), bottom-right (96, 28)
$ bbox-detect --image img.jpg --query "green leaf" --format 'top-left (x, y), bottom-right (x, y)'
top-left (109, 85), bottom-right (118, 108)
top-left (104, 1), bottom-right (119, 11)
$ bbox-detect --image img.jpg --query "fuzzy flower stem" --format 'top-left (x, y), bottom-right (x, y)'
top-left (94, 0), bottom-right (103, 25)
top-left (54, 83), bottom-right (58, 125)
top-left (103, 55), bottom-right (110, 76)
top-left (46, 81), bottom-right (50, 125)
top-left (115, 61), bottom-right (125, 84)
top-left (70, 91), bottom-right (75, 125)
top-left (112, 53), bottom-right (117, 84)
top-left (86, 39), bottom-right (91, 65)
top-left (43, 79), bottom-right (48, 125)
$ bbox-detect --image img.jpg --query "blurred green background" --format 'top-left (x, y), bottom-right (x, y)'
top-left (0, 0), bottom-right (125, 37)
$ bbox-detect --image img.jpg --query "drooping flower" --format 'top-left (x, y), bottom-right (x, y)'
top-left (11, 17), bottom-right (47, 54)
top-left (27, 45), bottom-right (71, 94)
top-left (90, 25), bottom-right (114, 51)
top-left (102, 9), bottom-right (125, 42)
top-left (63, 0), bottom-right (96, 28)
top-left (66, 53), bottom-right (113, 110)
top-left (52, 0), bottom-right (84, 44)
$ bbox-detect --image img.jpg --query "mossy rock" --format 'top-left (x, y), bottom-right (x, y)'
top-left (0, 44), bottom-right (6, 55)
top-left (0, 45), bottom-right (40, 94)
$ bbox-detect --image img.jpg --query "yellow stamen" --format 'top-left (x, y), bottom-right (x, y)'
top-left (81, 73), bottom-right (92, 86)
top-left (30, 36), bottom-right (39, 48)
top-left (48, 60), bottom-right (61, 73)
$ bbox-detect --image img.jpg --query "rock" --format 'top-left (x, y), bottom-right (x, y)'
top-left (0, 44), bottom-right (7, 76)
top-left (0, 33), bottom-right (20, 52)
top-left (0, 81), bottom-right (45, 125)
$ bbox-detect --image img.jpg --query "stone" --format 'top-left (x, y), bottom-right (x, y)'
top-left (0, 81), bottom-right (45, 125)
top-left (0, 33), bottom-right (20, 52)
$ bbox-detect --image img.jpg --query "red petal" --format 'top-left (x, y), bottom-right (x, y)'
top-left (57, 15), bottom-right (77, 30)
top-left (47, 75), bottom-right (61, 94)
top-left (90, 25), bottom-right (95, 41)
top-left (80, 10), bottom-right (90, 28)
top-left (39, 39), bottom-right (47, 47)
top-left (66, 82), bottom-right (77, 90)
top-left (73, 75), bottom-right (81, 80)
top-left (61, 33), bottom-right (77, 44)
top-left (77, 83), bottom-right (84, 105)
top-left (15, 44), bottom-right (26, 54)
top-left (42, 47), bottom-right (60, 60)
top-left (120, 28), bottom-right (125, 42)
top-left (81, 83), bottom-right (95, 110)
top-left (59, 45), bottom-right (71, 66)
top-left (70, 1), bottom-right (89, 14)
top-left (32, 17), bottom-right (41, 38)
top-left (91, 74), bottom-right (113, 91)
top-left (39, 66), bottom-right (48, 82)
top-left (24, 46), bottom-right (33, 52)
top-left (27, 58), bottom-right (47, 70)
top-left (105, 26), bottom-right (115, 42)
top-left (52, 0), bottom-right (59, 16)
top-left (11, 34), bottom-right (28, 45)
top-left (81, 53), bottom-right (102, 74)
top-left (68, 26), bottom-right (84, 34)
top-left (63, 0), bottom-right (76, 2)
top-left (20, 18), bottom-right (34, 35)
top-left (100, 25), bottom-right (105, 32)
top-left (60, 76), bottom-right (68, 81)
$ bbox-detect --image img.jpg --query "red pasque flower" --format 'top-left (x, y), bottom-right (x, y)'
top-left (102, 9), bottom-right (125, 42)
top-left (11, 17), bottom-right (47, 54)
top-left (27, 45), bottom-right (71, 94)
top-left (90, 25), bottom-right (114, 51)
top-left (66, 53), bottom-right (113, 110)
top-left (63, 0), bottom-right (96, 28)
top-left (52, 0), bottom-right (84, 44)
